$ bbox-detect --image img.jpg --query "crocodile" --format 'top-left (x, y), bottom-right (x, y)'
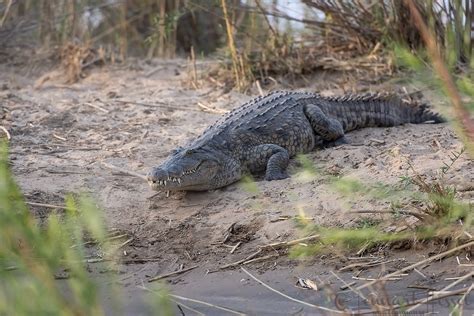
top-left (147, 91), bottom-right (444, 192)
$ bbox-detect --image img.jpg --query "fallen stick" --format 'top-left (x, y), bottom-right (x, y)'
top-left (352, 276), bottom-right (401, 281)
top-left (241, 267), bottom-right (345, 314)
top-left (121, 258), bottom-right (161, 264)
top-left (25, 201), bottom-right (67, 210)
top-left (138, 284), bottom-right (241, 315)
top-left (394, 288), bottom-right (468, 311)
top-left (70, 233), bottom-right (130, 248)
top-left (0, 0), bottom-right (13, 27)
top-left (243, 254), bottom-right (279, 265)
top-left (255, 80), bottom-right (264, 96)
top-left (0, 126), bottom-right (11, 140)
top-left (100, 161), bottom-right (148, 181)
top-left (52, 134), bottom-right (67, 141)
top-left (219, 249), bottom-right (262, 270)
top-left (219, 235), bottom-right (320, 270)
top-left (84, 102), bottom-right (109, 113)
top-left (170, 293), bottom-right (244, 315)
top-left (407, 271), bottom-right (474, 312)
top-left (356, 240), bottom-right (474, 291)
top-left (330, 271), bottom-right (368, 303)
top-left (4, 266), bottom-right (18, 271)
top-left (449, 283), bottom-right (474, 316)
top-left (175, 302), bottom-right (205, 316)
top-left (230, 241), bottom-right (242, 254)
top-left (339, 259), bottom-right (399, 272)
top-left (260, 234), bottom-right (320, 251)
top-left (116, 237), bottom-right (133, 249)
top-left (197, 102), bottom-right (228, 114)
top-left (148, 265), bottom-right (199, 282)
top-left (84, 258), bottom-right (107, 263)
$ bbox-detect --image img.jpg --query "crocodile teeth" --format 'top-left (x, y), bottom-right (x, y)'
top-left (166, 191), bottom-right (170, 197)
top-left (164, 180), bottom-right (167, 186)
top-left (177, 178), bottom-right (181, 184)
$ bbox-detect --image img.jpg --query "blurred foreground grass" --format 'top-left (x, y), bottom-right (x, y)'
top-left (0, 142), bottom-right (172, 315)
top-left (0, 141), bottom-right (106, 314)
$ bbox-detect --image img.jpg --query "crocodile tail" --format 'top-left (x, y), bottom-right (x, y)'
top-left (403, 100), bottom-right (446, 124)
top-left (321, 93), bottom-right (446, 132)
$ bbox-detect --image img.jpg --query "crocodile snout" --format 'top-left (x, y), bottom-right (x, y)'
top-left (146, 167), bottom-right (167, 183)
top-left (147, 166), bottom-right (185, 190)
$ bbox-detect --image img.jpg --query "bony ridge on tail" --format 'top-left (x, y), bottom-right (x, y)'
top-left (147, 90), bottom-right (445, 193)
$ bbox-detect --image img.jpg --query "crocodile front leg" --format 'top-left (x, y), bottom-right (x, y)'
top-left (246, 144), bottom-right (290, 181)
top-left (304, 104), bottom-right (347, 146)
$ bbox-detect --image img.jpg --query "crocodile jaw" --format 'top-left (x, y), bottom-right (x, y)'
top-left (147, 152), bottom-right (222, 191)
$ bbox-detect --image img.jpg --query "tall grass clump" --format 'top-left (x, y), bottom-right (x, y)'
top-left (0, 0), bottom-right (204, 58)
top-left (0, 141), bottom-right (106, 315)
top-left (210, 0), bottom-right (474, 91)
top-left (289, 1), bottom-right (474, 257)
top-left (393, 1), bottom-right (474, 152)
top-left (291, 158), bottom-right (472, 257)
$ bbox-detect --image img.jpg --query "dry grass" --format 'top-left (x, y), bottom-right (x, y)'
top-left (33, 42), bottom-right (105, 88)
top-left (59, 43), bottom-right (105, 83)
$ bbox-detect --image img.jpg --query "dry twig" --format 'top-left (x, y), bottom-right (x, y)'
top-left (219, 235), bottom-right (320, 270)
top-left (330, 271), bottom-right (368, 303)
top-left (260, 234), bottom-right (320, 251)
top-left (356, 240), bottom-right (474, 291)
top-left (449, 283), bottom-right (474, 316)
top-left (116, 237), bottom-right (133, 249)
top-left (25, 201), bottom-right (67, 210)
top-left (139, 284), bottom-right (245, 315)
top-left (0, 126), bottom-right (11, 140)
top-left (100, 161), bottom-right (147, 181)
top-left (84, 102), bottom-right (109, 113)
top-left (230, 241), bottom-right (242, 254)
top-left (241, 267), bottom-right (345, 314)
top-left (148, 265), bottom-right (199, 282)
top-left (0, 0), bottom-right (13, 27)
top-left (255, 80), bottom-right (264, 97)
top-left (243, 254), bottom-right (279, 265)
top-left (219, 249), bottom-right (262, 270)
top-left (407, 271), bottom-right (474, 312)
top-left (197, 102), bottom-right (228, 114)
top-left (404, 0), bottom-right (474, 146)
top-left (339, 259), bottom-right (400, 272)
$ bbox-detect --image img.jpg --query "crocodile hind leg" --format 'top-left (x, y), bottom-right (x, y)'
top-left (303, 104), bottom-right (348, 146)
top-left (246, 144), bottom-right (290, 181)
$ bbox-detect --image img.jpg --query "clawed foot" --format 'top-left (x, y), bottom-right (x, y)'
top-left (322, 136), bottom-right (349, 148)
top-left (265, 171), bottom-right (289, 181)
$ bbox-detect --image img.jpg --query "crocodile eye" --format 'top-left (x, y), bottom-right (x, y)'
top-left (185, 149), bottom-right (194, 156)
top-left (171, 146), bottom-right (183, 155)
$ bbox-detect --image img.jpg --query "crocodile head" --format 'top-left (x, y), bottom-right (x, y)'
top-left (147, 146), bottom-right (239, 192)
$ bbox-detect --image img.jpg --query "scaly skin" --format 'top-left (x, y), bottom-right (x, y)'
top-left (147, 91), bottom-right (444, 192)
